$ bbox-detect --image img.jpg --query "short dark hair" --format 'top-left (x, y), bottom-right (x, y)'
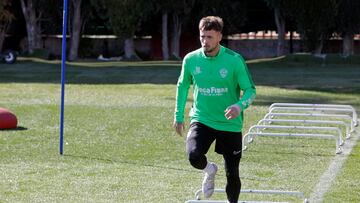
top-left (199, 16), bottom-right (223, 33)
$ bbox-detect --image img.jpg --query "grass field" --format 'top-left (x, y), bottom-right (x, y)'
top-left (0, 55), bottom-right (359, 202)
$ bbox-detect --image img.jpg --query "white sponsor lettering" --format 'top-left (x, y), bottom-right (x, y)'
top-left (198, 87), bottom-right (228, 96)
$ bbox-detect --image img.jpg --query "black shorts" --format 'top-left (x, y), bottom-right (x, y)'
top-left (186, 122), bottom-right (243, 157)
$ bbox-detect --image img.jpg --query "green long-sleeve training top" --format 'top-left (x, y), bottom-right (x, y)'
top-left (174, 45), bottom-right (256, 132)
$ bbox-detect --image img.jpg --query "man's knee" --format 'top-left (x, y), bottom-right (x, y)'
top-left (188, 150), bottom-right (207, 169)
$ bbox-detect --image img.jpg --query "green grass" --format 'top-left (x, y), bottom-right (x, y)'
top-left (323, 141), bottom-right (360, 202)
top-left (0, 56), bottom-right (359, 202)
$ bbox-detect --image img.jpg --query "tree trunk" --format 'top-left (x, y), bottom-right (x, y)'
top-left (274, 7), bottom-right (286, 56)
top-left (313, 38), bottom-right (324, 56)
top-left (20, 0), bottom-right (41, 54)
top-left (342, 32), bottom-right (354, 57)
top-left (162, 12), bottom-right (169, 60)
top-left (124, 37), bottom-right (140, 60)
top-left (0, 23), bottom-right (9, 51)
top-left (289, 31), bottom-right (293, 54)
top-left (0, 31), bottom-right (5, 52)
top-left (171, 14), bottom-right (182, 60)
top-left (68, 0), bottom-right (82, 61)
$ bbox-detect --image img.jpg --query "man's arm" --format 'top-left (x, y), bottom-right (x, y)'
top-left (173, 58), bottom-right (192, 135)
top-left (236, 58), bottom-right (256, 111)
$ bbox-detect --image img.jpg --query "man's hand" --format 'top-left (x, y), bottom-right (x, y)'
top-left (224, 104), bottom-right (241, 120)
top-left (173, 121), bottom-right (185, 136)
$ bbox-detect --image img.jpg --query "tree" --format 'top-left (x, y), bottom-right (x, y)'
top-left (161, 10), bottom-right (169, 60)
top-left (20, 0), bottom-right (43, 54)
top-left (335, 0), bottom-right (360, 57)
top-left (153, 0), bottom-right (171, 60)
top-left (263, 0), bottom-right (288, 56)
top-left (154, 0), bottom-right (196, 60)
top-left (169, 0), bottom-right (195, 59)
top-left (287, 0), bottom-right (338, 55)
top-left (0, 0), bottom-right (14, 51)
top-left (68, 0), bottom-right (97, 61)
top-left (68, 0), bottom-right (82, 61)
top-left (101, 0), bottom-right (154, 60)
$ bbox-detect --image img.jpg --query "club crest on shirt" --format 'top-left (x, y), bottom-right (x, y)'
top-left (219, 68), bottom-right (228, 78)
top-left (194, 66), bottom-right (202, 75)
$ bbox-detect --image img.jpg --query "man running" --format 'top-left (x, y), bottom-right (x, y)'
top-left (173, 16), bottom-right (256, 203)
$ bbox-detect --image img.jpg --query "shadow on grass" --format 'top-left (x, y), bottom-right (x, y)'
top-left (63, 153), bottom-right (196, 173)
top-left (0, 60), bottom-right (181, 85)
top-left (0, 126), bottom-right (28, 131)
top-left (2, 57), bottom-right (360, 94)
top-left (63, 154), bottom-right (268, 181)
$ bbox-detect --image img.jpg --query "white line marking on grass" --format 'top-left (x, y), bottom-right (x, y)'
top-left (309, 124), bottom-right (359, 203)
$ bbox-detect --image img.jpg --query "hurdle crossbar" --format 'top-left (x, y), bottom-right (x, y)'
top-left (246, 124), bottom-right (343, 145)
top-left (185, 188), bottom-right (308, 203)
top-left (269, 103), bottom-right (358, 126)
top-left (263, 112), bottom-right (354, 133)
top-left (242, 125), bottom-right (342, 154)
top-left (257, 118), bottom-right (350, 140)
top-left (268, 106), bottom-right (356, 126)
top-left (243, 132), bottom-right (341, 154)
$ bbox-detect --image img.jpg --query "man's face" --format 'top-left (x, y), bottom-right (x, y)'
top-left (199, 29), bottom-right (222, 56)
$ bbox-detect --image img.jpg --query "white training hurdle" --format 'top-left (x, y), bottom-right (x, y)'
top-left (263, 112), bottom-right (354, 133)
top-left (268, 107), bottom-right (356, 126)
top-left (242, 125), bottom-right (343, 154)
top-left (185, 188), bottom-right (309, 203)
top-left (256, 119), bottom-right (351, 139)
top-left (268, 103), bottom-right (358, 126)
top-left (241, 103), bottom-right (357, 155)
